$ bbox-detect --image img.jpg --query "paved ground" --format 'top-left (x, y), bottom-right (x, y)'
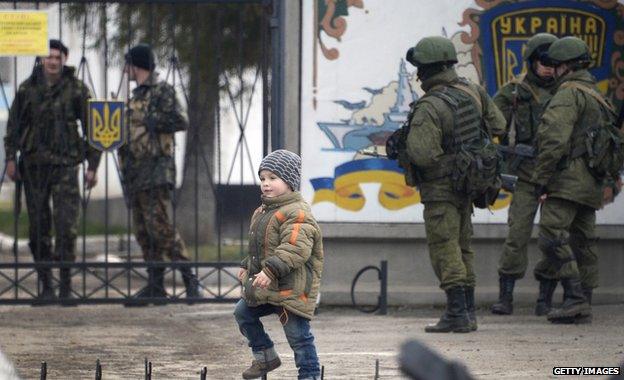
top-left (0, 302), bottom-right (623, 379)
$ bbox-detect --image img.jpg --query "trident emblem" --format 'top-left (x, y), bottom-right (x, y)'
top-left (88, 100), bottom-right (125, 151)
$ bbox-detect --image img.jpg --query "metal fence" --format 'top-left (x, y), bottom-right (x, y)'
top-left (0, 0), bottom-right (277, 305)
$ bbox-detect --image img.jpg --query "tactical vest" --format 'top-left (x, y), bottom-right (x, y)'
top-left (508, 74), bottom-right (544, 145)
top-left (563, 82), bottom-right (624, 180)
top-left (420, 79), bottom-right (501, 207)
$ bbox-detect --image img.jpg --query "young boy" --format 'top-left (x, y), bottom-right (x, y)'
top-left (234, 149), bottom-right (324, 380)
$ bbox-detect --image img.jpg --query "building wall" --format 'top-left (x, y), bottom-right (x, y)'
top-left (319, 223), bottom-right (624, 306)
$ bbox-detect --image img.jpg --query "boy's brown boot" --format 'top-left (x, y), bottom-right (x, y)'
top-left (242, 357), bottom-right (281, 379)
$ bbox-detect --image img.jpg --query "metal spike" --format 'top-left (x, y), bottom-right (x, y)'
top-left (200, 366), bottom-right (207, 380)
top-left (40, 361), bottom-right (47, 380)
top-left (374, 359), bottom-right (380, 379)
top-left (145, 358), bottom-right (152, 380)
top-left (95, 359), bottom-right (102, 380)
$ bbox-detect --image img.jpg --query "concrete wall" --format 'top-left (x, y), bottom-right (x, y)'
top-left (319, 223), bottom-right (624, 307)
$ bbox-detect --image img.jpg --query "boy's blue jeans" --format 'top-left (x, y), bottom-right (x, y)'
top-left (234, 299), bottom-right (320, 379)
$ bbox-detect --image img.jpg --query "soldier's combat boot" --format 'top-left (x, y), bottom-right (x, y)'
top-left (465, 286), bottom-right (478, 331)
top-left (242, 347), bottom-right (281, 379)
top-left (58, 268), bottom-right (72, 298)
top-left (490, 275), bottom-right (515, 315)
top-left (33, 268), bottom-right (56, 305)
top-left (574, 288), bottom-right (593, 324)
top-left (179, 266), bottom-right (201, 301)
top-left (58, 267), bottom-right (77, 306)
top-left (129, 267), bottom-right (168, 306)
top-left (150, 267), bottom-right (168, 305)
top-left (535, 279), bottom-right (557, 316)
top-left (425, 287), bottom-right (471, 333)
top-left (547, 278), bottom-right (591, 323)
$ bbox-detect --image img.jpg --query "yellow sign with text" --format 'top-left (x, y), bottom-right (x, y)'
top-left (0, 11), bottom-right (48, 56)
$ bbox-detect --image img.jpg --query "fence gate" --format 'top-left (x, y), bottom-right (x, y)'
top-left (0, 0), bottom-right (277, 305)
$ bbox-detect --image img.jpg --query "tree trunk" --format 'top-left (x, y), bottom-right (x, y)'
top-left (175, 70), bottom-right (218, 246)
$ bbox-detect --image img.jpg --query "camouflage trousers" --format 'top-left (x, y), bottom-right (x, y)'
top-left (130, 186), bottom-right (189, 263)
top-left (533, 197), bottom-right (599, 289)
top-left (498, 180), bottom-right (540, 278)
top-left (423, 201), bottom-right (475, 290)
top-left (21, 163), bottom-right (80, 262)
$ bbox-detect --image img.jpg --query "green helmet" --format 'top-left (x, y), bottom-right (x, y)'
top-left (406, 36), bottom-right (458, 66)
top-left (523, 33), bottom-right (557, 61)
top-left (546, 36), bottom-right (590, 65)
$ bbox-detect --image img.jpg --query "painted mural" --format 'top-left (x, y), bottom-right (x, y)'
top-left (301, 0), bottom-right (624, 224)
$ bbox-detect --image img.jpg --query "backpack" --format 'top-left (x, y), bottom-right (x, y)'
top-left (386, 79), bottom-right (502, 208)
top-left (562, 82), bottom-right (624, 181)
top-left (431, 81), bottom-right (501, 208)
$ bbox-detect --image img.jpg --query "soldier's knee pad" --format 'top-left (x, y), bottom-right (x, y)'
top-left (537, 234), bottom-right (565, 255)
top-left (538, 234), bottom-right (571, 269)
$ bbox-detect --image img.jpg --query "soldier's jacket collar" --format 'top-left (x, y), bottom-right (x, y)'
top-left (556, 69), bottom-right (595, 90)
top-left (421, 68), bottom-right (458, 92)
top-left (261, 191), bottom-right (303, 210)
top-left (133, 72), bottom-right (160, 94)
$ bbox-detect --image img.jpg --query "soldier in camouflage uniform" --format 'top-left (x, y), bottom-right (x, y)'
top-left (531, 36), bottom-right (613, 323)
top-left (3, 40), bottom-right (101, 301)
top-left (491, 33), bottom-right (559, 316)
top-left (119, 44), bottom-right (200, 302)
top-left (403, 37), bottom-right (506, 333)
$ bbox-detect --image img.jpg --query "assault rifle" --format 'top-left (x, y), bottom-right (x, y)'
top-left (357, 145), bottom-right (387, 158)
top-left (497, 143), bottom-right (536, 172)
top-left (500, 174), bottom-right (518, 193)
top-left (496, 143), bottom-right (535, 158)
top-left (359, 146), bottom-right (518, 192)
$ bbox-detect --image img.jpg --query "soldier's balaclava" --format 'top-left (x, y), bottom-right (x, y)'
top-left (258, 149), bottom-right (302, 191)
top-left (528, 45), bottom-right (555, 84)
top-left (416, 63), bottom-right (452, 82)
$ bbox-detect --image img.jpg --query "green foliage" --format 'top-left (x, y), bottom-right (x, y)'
top-left (64, 2), bottom-right (265, 91)
top-left (0, 208), bottom-right (126, 239)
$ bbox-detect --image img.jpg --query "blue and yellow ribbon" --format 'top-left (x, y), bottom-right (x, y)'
top-left (311, 158), bottom-right (513, 211)
top-left (311, 158), bottom-right (420, 211)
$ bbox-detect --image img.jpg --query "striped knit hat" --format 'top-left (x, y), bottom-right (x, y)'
top-left (258, 149), bottom-right (302, 191)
